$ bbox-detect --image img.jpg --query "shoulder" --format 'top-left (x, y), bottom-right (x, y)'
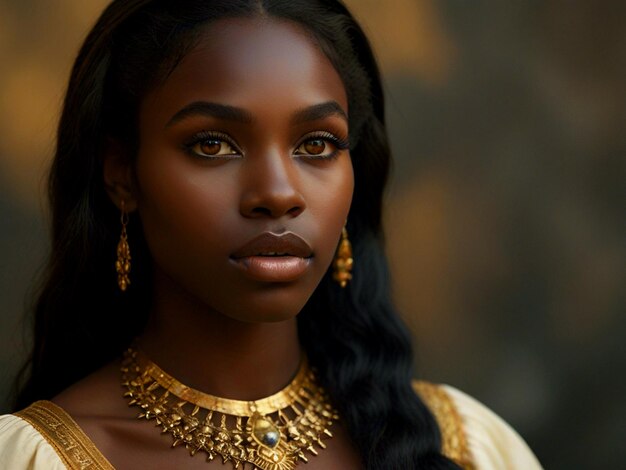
top-left (413, 381), bottom-right (543, 470)
top-left (0, 401), bottom-right (114, 470)
top-left (0, 404), bottom-right (66, 469)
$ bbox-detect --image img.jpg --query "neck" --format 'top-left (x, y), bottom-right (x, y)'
top-left (135, 270), bottom-right (302, 401)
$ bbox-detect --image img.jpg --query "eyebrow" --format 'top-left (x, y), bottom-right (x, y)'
top-left (292, 101), bottom-right (348, 125)
top-left (166, 100), bottom-right (348, 128)
top-left (166, 101), bottom-right (254, 127)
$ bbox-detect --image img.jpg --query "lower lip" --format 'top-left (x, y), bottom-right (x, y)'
top-left (230, 256), bottom-right (312, 282)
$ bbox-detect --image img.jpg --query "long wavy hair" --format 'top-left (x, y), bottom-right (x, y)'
top-left (14, 1), bottom-right (460, 468)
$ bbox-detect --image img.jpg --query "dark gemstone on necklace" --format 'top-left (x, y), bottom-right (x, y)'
top-left (261, 430), bottom-right (280, 447)
top-left (252, 416), bottom-right (281, 448)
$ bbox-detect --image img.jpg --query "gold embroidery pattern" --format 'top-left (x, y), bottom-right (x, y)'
top-left (413, 381), bottom-right (474, 469)
top-left (15, 400), bottom-right (114, 470)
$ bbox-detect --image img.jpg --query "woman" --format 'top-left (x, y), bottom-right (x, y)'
top-left (0, 1), bottom-right (541, 468)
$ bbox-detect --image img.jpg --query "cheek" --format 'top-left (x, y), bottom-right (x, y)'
top-left (304, 156), bottom-right (354, 267)
top-left (133, 148), bottom-right (237, 273)
top-left (320, 156), bottom-right (354, 218)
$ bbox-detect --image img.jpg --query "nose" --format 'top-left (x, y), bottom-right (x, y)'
top-left (239, 151), bottom-right (306, 219)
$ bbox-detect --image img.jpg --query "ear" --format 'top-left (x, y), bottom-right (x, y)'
top-left (103, 139), bottom-right (138, 212)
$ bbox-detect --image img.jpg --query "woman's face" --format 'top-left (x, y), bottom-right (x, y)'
top-left (133, 17), bottom-right (353, 323)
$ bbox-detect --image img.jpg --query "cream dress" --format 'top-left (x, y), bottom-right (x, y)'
top-left (0, 383), bottom-right (542, 469)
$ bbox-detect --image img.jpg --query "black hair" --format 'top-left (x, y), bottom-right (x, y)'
top-left (14, 1), bottom-right (460, 468)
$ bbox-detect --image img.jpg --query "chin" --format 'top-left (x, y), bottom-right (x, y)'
top-left (223, 285), bottom-right (314, 324)
top-left (226, 307), bottom-right (300, 324)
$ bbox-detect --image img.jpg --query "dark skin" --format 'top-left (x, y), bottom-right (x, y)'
top-left (53, 17), bottom-right (362, 470)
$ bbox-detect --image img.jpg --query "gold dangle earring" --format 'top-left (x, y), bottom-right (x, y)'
top-left (116, 200), bottom-right (131, 291)
top-left (332, 225), bottom-right (353, 288)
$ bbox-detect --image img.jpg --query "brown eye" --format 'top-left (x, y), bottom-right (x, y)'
top-left (293, 132), bottom-right (346, 160)
top-left (295, 138), bottom-right (333, 157)
top-left (190, 138), bottom-right (238, 158)
top-left (303, 139), bottom-right (326, 155)
top-left (200, 140), bottom-right (221, 155)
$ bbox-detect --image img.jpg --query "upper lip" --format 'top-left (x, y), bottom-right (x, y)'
top-left (231, 232), bottom-right (313, 259)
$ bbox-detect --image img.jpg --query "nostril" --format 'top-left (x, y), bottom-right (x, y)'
top-left (251, 207), bottom-right (272, 217)
top-left (287, 206), bottom-right (303, 217)
top-left (246, 204), bottom-right (304, 218)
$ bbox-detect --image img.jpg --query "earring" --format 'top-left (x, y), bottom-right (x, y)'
top-left (333, 226), bottom-right (353, 288)
top-left (116, 200), bottom-right (131, 291)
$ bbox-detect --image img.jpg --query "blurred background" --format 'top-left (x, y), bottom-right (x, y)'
top-left (0, 1), bottom-right (624, 468)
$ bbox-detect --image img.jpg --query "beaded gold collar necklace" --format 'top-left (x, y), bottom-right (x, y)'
top-left (121, 348), bottom-right (338, 470)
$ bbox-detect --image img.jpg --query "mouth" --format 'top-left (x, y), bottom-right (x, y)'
top-left (230, 232), bottom-right (313, 282)
top-left (231, 232), bottom-right (313, 259)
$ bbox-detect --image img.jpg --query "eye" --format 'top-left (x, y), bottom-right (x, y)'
top-left (294, 132), bottom-right (349, 160)
top-left (184, 131), bottom-right (241, 159)
top-left (296, 139), bottom-right (328, 156)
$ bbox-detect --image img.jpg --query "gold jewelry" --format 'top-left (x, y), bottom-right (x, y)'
top-left (121, 348), bottom-right (338, 470)
top-left (332, 226), bottom-right (353, 288)
top-left (116, 201), bottom-right (131, 291)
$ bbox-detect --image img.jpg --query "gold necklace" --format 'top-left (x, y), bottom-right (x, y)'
top-left (121, 348), bottom-right (338, 470)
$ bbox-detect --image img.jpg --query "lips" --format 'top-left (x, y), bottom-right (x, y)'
top-left (230, 232), bottom-right (313, 282)
top-left (231, 232), bottom-right (313, 259)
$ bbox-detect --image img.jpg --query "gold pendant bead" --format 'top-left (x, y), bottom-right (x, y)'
top-left (121, 348), bottom-right (338, 470)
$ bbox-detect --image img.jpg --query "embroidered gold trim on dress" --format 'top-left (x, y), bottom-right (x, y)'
top-left (15, 400), bottom-right (115, 470)
top-left (413, 381), bottom-right (474, 469)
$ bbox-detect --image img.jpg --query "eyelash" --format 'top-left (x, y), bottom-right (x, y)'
top-left (182, 131), bottom-right (350, 160)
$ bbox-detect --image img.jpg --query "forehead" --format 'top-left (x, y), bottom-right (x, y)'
top-left (141, 17), bottom-right (348, 122)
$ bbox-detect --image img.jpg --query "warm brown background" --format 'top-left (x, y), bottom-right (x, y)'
top-left (1, 1), bottom-right (624, 468)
